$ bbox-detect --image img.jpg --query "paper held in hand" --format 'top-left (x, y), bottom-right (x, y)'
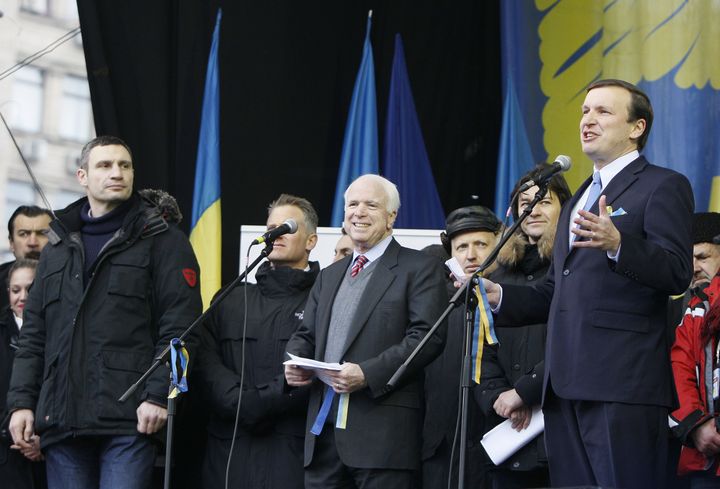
top-left (480, 406), bottom-right (544, 465)
top-left (284, 353), bottom-right (342, 386)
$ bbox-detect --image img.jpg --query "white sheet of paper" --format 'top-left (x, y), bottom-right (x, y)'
top-left (284, 353), bottom-right (342, 386)
top-left (480, 406), bottom-right (544, 465)
top-left (445, 257), bottom-right (466, 281)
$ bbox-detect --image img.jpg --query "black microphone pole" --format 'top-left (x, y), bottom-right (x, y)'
top-left (119, 241), bottom-right (274, 489)
top-left (386, 181), bottom-right (550, 489)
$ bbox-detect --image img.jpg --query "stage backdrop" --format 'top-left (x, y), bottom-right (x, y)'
top-left (497, 0), bottom-right (720, 213)
top-left (76, 0), bottom-right (502, 285)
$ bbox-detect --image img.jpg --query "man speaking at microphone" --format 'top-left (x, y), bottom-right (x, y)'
top-left (195, 193), bottom-right (320, 489)
top-left (482, 79), bottom-right (693, 488)
top-left (285, 174), bottom-right (447, 489)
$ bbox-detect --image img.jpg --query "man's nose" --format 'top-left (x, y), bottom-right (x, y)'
top-left (110, 164), bottom-right (124, 178)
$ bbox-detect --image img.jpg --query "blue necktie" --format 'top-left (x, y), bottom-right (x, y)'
top-left (571, 171), bottom-right (602, 246)
top-left (582, 171), bottom-right (603, 212)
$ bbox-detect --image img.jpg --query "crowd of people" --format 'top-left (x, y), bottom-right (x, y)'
top-left (0, 79), bottom-right (719, 489)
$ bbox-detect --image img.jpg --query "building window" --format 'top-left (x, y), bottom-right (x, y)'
top-left (59, 0), bottom-right (80, 20)
top-left (2, 180), bottom-right (38, 262)
top-left (59, 75), bottom-right (93, 142)
top-left (20, 0), bottom-right (49, 15)
top-left (11, 67), bottom-right (45, 133)
top-left (5, 180), bottom-right (38, 222)
top-left (50, 189), bottom-right (83, 209)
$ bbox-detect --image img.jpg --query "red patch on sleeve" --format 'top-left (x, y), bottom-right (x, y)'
top-left (182, 268), bottom-right (197, 287)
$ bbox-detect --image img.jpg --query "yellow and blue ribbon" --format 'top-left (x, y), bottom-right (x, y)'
top-left (311, 388), bottom-right (350, 435)
top-left (168, 338), bottom-right (189, 399)
top-left (472, 279), bottom-right (498, 383)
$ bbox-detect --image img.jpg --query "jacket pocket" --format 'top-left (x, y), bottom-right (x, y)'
top-left (378, 388), bottom-right (420, 409)
top-left (96, 350), bottom-right (150, 420)
top-left (590, 309), bottom-right (649, 334)
top-left (34, 354), bottom-right (59, 433)
top-left (107, 254), bottom-right (149, 299)
top-left (41, 271), bottom-right (62, 309)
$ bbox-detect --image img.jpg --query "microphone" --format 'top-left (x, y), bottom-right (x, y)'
top-left (516, 155), bottom-right (572, 193)
top-left (251, 219), bottom-right (298, 245)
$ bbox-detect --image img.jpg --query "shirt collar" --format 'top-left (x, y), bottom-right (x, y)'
top-left (595, 150), bottom-right (639, 188)
top-left (353, 234), bottom-right (393, 265)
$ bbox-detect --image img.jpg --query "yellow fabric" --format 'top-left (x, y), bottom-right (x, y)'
top-left (190, 199), bottom-right (221, 310)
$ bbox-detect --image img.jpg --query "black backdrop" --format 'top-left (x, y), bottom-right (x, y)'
top-left (76, 0), bottom-right (502, 284)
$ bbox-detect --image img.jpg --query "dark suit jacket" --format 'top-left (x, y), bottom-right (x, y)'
top-left (286, 238), bottom-right (448, 470)
top-left (498, 156), bottom-right (693, 407)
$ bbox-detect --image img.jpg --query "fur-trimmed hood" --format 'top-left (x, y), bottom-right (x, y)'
top-left (139, 188), bottom-right (183, 224)
top-left (497, 225), bottom-right (555, 269)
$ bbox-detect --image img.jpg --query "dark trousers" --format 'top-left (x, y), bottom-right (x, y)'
top-left (0, 445), bottom-right (46, 489)
top-left (544, 390), bottom-right (668, 489)
top-left (305, 426), bottom-right (416, 489)
top-left (201, 432), bottom-right (305, 489)
top-left (421, 438), bottom-right (487, 489)
top-left (488, 467), bottom-right (550, 489)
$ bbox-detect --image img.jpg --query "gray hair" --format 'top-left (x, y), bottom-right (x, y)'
top-left (344, 174), bottom-right (401, 213)
top-left (268, 193), bottom-right (318, 235)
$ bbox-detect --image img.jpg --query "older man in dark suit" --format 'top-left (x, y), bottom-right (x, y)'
top-left (483, 79), bottom-right (694, 489)
top-left (285, 174), bottom-right (447, 489)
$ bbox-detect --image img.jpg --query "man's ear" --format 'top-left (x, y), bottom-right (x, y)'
top-left (387, 210), bottom-right (398, 230)
top-left (306, 233), bottom-right (318, 252)
top-left (76, 167), bottom-right (88, 187)
top-left (630, 118), bottom-right (646, 142)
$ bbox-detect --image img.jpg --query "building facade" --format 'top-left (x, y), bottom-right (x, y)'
top-left (0, 0), bottom-right (93, 261)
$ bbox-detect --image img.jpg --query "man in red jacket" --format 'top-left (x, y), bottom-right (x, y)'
top-left (671, 260), bottom-right (720, 486)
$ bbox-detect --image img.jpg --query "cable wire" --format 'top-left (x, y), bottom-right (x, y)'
top-left (0, 26), bottom-right (81, 82)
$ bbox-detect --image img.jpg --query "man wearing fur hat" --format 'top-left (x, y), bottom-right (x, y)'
top-left (422, 205), bottom-right (502, 489)
top-left (476, 166), bottom-right (571, 489)
top-left (7, 136), bottom-right (202, 489)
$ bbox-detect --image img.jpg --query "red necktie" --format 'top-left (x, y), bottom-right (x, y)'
top-left (351, 255), bottom-right (368, 277)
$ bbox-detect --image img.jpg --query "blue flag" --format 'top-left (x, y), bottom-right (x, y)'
top-left (493, 75), bottom-right (536, 220)
top-left (330, 12), bottom-right (378, 226)
top-left (383, 34), bottom-right (444, 229)
top-left (190, 9), bottom-right (222, 310)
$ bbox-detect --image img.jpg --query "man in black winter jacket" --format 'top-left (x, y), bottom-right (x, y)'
top-left (195, 193), bottom-right (319, 489)
top-left (477, 165), bottom-right (570, 489)
top-left (7, 136), bottom-right (202, 489)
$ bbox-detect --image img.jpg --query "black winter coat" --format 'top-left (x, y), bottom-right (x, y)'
top-left (195, 261), bottom-right (318, 489)
top-left (7, 193), bottom-right (202, 448)
top-left (422, 276), bottom-right (487, 488)
top-left (477, 241), bottom-right (549, 472)
top-left (0, 310), bottom-right (45, 489)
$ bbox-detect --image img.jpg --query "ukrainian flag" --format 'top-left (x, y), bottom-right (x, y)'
top-left (190, 9), bottom-right (222, 310)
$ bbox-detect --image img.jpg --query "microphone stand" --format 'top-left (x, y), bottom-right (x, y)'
top-left (118, 242), bottom-right (274, 489)
top-left (386, 181), bottom-right (550, 489)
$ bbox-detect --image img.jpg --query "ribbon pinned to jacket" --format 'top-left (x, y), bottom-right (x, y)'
top-left (169, 338), bottom-right (189, 399)
top-left (472, 278), bottom-right (498, 383)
